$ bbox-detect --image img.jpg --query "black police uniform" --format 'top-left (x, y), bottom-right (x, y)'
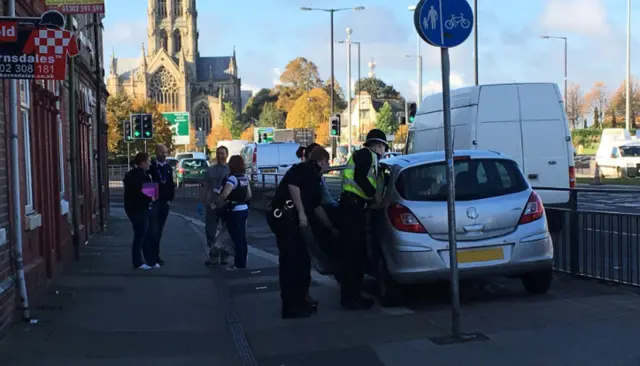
top-left (266, 161), bottom-right (323, 318)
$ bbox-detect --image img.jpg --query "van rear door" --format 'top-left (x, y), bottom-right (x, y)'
top-left (518, 84), bottom-right (570, 205)
top-left (276, 143), bottom-right (300, 176)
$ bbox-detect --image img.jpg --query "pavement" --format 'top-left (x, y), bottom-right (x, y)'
top-left (2, 207), bottom-right (640, 365)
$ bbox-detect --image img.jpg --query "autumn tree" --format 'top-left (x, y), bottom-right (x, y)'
top-left (374, 102), bottom-right (398, 135)
top-left (316, 121), bottom-right (330, 146)
top-left (565, 83), bottom-right (586, 129)
top-left (258, 102), bottom-right (285, 128)
top-left (324, 76), bottom-right (347, 110)
top-left (206, 124), bottom-right (232, 151)
top-left (222, 102), bottom-right (244, 139)
top-left (354, 77), bottom-right (403, 101)
top-left (243, 88), bottom-right (278, 123)
top-left (584, 81), bottom-right (609, 129)
top-left (285, 87), bottom-right (331, 130)
top-left (273, 85), bottom-right (304, 113)
top-left (605, 79), bottom-right (640, 129)
top-left (240, 125), bottom-right (255, 141)
top-left (279, 57), bottom-right (323, 91)
top-left (106, 94), bottom-right (174, 158)
top-left (185, 127), bottom-right (200, 151)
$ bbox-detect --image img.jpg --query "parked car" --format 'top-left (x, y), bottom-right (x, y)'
top-left (240, 142), bottom-right (300, 186)
top-left (175, 151), bottom-right (208, 161)
top-left (175, 158), bottom-right (209, 187)
top-left (308, 150), bottom-right (554, 307)
top-left (406, 83), bottom-right (575, 208)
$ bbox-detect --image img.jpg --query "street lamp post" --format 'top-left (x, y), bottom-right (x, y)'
top-left (346, 28), bottom-right (353, 153)
top-left (337, 40), bottom-right (361, 140)
top-left (406, 54), bottom-right (423, 103)
top-left (301, 6), bottom-right (365, 155)
top-left (408, 5), bottom-right (423, 106)
top-left (626, 0), bottom-right (631, 131)
top-left (541, 35), bottom-right (568, 113)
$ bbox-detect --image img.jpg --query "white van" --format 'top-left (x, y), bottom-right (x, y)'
top-left (595, 129), bottom-right (639, 177)
top-left (405, 83), bottom-right (575, 206)
top-left (240, 142), bottom-right (300, 185)
top-left (218, 140), bottom-right (249, 157)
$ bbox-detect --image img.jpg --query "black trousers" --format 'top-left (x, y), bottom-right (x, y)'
top-left (338, 194), bottom-right (368, 300)
top-left (266, 211), bottom-right (311, 309)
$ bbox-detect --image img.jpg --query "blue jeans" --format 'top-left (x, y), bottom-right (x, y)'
top-left (226, 209), bottom-right (249, 268)
top-left (127, 209), bottom-right (153, 267)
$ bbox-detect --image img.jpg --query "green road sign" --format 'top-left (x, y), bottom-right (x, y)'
top-left (162, 112), bottom-right (190, 145)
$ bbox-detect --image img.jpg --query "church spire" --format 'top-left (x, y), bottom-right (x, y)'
top-left (140, 43), bottom-right (147, 70)
top-left (110, 48), bottom-right (117, 75)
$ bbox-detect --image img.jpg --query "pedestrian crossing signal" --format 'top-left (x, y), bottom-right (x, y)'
top-left (142, 114), bottom-right (153, 139)
top-left (130, 113), bottom-right (153, 140)
top-left (330, 114), bottom-right (340, 137)
top-left (123, 120), bottom-right (133, 142)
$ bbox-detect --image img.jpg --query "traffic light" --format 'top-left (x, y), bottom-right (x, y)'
top-left (407, 102), bottom-right (417, 123)
top-left (123, 119), bottom-right (133, 142)
top-left (142, 113), bottom-right (153, 139)
top-left (131, 114), bottom-right (142, 139)
top-left (330, 114), bottom-right (341, 136)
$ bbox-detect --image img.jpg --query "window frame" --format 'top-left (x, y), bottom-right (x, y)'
top-left (19, 81), bottom-right (34, 213)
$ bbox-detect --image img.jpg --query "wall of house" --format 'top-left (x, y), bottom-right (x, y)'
top-left (0, 0), bottom-right (108, 339)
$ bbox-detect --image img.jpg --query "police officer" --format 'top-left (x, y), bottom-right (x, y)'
top-left (338, 129), bottom-right (388, 310)
top-left (266, 147), bottom-right (339, 319)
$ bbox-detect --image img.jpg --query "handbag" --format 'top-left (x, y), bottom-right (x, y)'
top-left (214, 220), bottom-right (235, 257)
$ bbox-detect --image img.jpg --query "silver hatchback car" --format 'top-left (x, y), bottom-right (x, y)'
top-left (362, 150), bottom-right (554, 306)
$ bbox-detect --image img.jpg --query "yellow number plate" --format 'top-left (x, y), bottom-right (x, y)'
top-left (261, 169), bottom-right (277, 174)
top-left (457, 247), bottom-right (504, 263)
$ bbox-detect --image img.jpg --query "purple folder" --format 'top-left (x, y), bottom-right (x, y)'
top-left (142, 183), bottom-right (159, 200)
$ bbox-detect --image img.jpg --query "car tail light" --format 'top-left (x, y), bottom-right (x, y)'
top-left (519, 191), bottom-right (544, 225)
top-left (568, 166), bottom-right (576, 188)
top-left (387, 203), bottom-right (427, 233)
top-left (178, 167), bottom-right (184, 174)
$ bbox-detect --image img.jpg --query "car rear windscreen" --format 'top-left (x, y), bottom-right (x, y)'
top-left (181, 159), bottom-right (208, 169)
top-left (396, 158), bottom-right (528, 201)
top-left (176, 154), bottom-right (193, 160)
top-left (620, 146), bottom-right (640, 157)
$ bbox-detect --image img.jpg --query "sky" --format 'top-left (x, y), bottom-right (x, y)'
top-left (103, 0), bottom-right (640, 102)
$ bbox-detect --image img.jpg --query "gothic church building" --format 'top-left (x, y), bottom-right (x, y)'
top-left (106, 0), bottom-right (242, 134)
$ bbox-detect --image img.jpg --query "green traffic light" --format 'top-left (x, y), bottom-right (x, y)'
top-left (134, 131), bottom-right (140, 137)
top-left (145, 131), bottom-right (151, 136)
top-left (409, 117), bottom-right (415, 123)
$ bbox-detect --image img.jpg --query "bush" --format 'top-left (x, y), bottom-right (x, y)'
top-left (571, 129), bottom-right (601, 149)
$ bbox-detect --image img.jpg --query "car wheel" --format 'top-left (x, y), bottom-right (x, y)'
top-left (521, 269), bottom-right (553, 294)
top-left (376, 255), bottom-right (403, 307)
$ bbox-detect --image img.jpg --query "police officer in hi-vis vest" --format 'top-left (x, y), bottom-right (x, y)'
top-left (338, 129), bottom-right (388, 310)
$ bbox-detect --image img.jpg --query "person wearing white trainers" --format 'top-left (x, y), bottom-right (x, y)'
top-left (123, 152), bottom-right (156, 270)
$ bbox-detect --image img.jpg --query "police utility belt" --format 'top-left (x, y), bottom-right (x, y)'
top-left (341, 191), bottom-right (372, 209)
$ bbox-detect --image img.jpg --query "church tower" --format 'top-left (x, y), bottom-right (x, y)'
top-left (147, 0), bottom-right (198, 68)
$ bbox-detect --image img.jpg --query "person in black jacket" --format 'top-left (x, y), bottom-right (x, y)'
top-left (148, 144), bottom-right (175, 266)
top-left (123, 152), bottom-right (156, 270)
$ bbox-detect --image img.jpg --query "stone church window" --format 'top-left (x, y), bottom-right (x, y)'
top-left (195, 103), bottom-right (211, 132)
top-left (149, 67), bottom-right (179, 111)
top-left (173, 30), bottom-right (182, 53)
top-left (159, 30), bottom-right (168, 52)
top-left (157, 0), bottom-right (167, 17)
top-left (174, 0), bottom-right (183, 16)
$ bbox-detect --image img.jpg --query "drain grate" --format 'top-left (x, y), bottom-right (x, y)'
top-left (36, 305), bottom-right (63, 311)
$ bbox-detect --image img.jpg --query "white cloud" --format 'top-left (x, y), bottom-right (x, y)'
top-left (271, 68), bottom-right (282, 86)
top-left (539, 0), bottom-right (611, 37)
top-left (408, 72), bottom-right (466, 100)
top-left (241, 83), bottom-right (262, 94)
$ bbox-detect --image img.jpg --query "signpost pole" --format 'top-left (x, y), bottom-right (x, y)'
top-left (8, 0), bottom-right (31, 322)
top-left (440, 47), bottom-right (461, 338)
top-left (414, 0), bottom-right (482, 344)
top-left (127, 142), bottom-right (131, 168)
top-left (93, 13), bottom-right (105, 231)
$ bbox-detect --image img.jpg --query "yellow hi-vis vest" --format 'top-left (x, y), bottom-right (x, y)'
top-left (342, 148), bottom-right (379, 199)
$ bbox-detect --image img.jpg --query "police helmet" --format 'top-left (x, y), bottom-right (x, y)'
top-left (364, 129), bottom-right (388, 148)
top-left (40, 11), bottom-right (65, 29)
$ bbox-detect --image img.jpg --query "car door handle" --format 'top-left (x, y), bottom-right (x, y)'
top-left (528, 174), bottom-right (538, 180)
top-left (463, 224), bottom-right (485, 232)
top-left (548, 160), bottom-right (557, 165)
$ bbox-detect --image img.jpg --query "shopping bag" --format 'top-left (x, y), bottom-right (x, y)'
top-left (214, 221), bottom-right (235, 257)
top-left (142, 182), bottom-right (159, 200)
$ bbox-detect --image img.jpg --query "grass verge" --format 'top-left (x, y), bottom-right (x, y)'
top-left (577, 177), bottom-right (640, 186)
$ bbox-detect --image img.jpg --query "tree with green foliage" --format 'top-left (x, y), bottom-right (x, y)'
top-left (374, 102), bottom-right (398, 135)
top-left (355, 78), bottom-right (403, 101)
top-left (243, 88), bottom-right (278, 124)
top-left (258, 102), bottom-right (285, 128)
top-left (222, 102), bottom-right (244, 139)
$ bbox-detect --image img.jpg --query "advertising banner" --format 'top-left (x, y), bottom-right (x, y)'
top-left (0, 10), bottom-right (78, 80)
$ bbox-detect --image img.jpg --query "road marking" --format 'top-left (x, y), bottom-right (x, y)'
top-left (584, 228), bottom-right (638, 237)
top-left (171, 212), bottom-right (415, 316)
